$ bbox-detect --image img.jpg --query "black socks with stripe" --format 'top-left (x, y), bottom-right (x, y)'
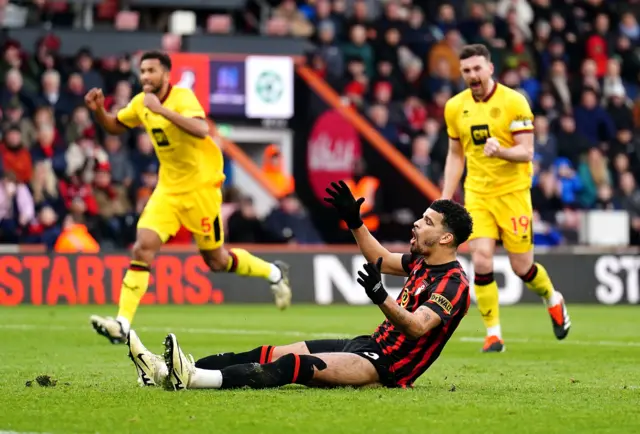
top-left (217, 353), bottom-right (327, 389)
top-left (195, 345), bottom-right (275, 370)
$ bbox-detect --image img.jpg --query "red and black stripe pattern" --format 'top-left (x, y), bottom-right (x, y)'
top-left (372, 254), bottom-right (470, 388)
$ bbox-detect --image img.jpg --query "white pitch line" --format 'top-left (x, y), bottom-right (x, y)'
top-left (1, 324), bottom-right (639, 348)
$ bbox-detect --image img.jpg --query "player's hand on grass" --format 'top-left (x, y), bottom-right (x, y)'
top-left (143, 93), bottom-right (163, 113)
top-left (357, 257), bottom-right (388, 305)
top-left (85, 88), bottom-right (104, 111)
top-left (323, 180), bottom-right (364, 230)
top-left (483, 137), bottom-right (501, 158)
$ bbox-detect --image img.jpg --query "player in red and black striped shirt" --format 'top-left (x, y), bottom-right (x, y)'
top-left (125, 181), bottom-right (473, 391)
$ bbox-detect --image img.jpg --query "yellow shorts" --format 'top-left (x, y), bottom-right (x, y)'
top-left (465, 188), bottom-right (533, 254)
top-left (137, 186), bottom-right (224, 250)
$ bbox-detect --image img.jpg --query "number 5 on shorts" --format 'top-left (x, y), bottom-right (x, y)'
top-left (201, 216), bottom-right (222, 242)
top-left (510, 215), bottom-right (530, 235)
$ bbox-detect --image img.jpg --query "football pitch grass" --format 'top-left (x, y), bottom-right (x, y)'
top-left (1, 304), bottom-right (639, 434)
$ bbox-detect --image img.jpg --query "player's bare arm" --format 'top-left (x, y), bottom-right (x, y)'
top-left (490, 132), bottom-right (534, 162)
top-left (352, 226), bottom-right (407, 276)
top-left (378, 300), bottom-right (441, 339)
top-left (85, 88), bottom-right (127, 135)
top-left (325, 181), bottom-right (407, 276)
top-left (143, 93), bottom-right (209, 139)
top-left (441, 137), bottom-right (465, 199)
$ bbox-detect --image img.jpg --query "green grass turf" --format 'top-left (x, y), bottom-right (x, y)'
top-left (0, 304), bottom-right (639, 434)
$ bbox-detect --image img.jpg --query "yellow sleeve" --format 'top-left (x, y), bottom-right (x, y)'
top-left (444, 98), bottom-right (460, 140)
top-left (508, 92), bottom-right (534, 135)
top-left (116, 94), bottom-right (142, 128)
top-left (177, 88), bottom-right (206, 119)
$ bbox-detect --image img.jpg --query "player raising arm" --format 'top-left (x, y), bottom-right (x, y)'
top-left (124, 182), bottom-right (473, 390)
top-left (86, 51), bottom-right (292, 345)
top-left (441, 44), bottom-right (570, 353)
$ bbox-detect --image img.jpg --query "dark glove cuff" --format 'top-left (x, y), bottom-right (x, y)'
top-left (346, 216), bottom-right (364, 230)
top-left (368, 282), bottom-right (388, 305)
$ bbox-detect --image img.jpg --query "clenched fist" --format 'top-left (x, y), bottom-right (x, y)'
top-left (85, 88), bottom-right (105, 111)
top-left (483, 137), bottom-right (501, 158)
top-left (143, 93), bottom-right (163, 113)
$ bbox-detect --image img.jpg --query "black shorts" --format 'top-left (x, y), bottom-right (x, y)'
top-left (304, 335), bottom-right (396, 387)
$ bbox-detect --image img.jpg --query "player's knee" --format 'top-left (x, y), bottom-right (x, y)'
top-left (511, 259), bottom-right (533, 278)
top-left (131, 240), bottom-right (156, 264)
top-left (276, 353), bottom-right (327, 385)
top-left (200, 248), bottom-right (229, 272)
top-left (471, 250), bottom-right (493, 274)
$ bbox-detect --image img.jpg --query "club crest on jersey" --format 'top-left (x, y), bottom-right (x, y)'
top-left (471, 124), bottom-right (490, 145)
top-left (489, 107), bottom-right (501, 119)
top-left (429, 293), bottom-right (453, 314)
top-left (415, 282), bottom-right (427, 296)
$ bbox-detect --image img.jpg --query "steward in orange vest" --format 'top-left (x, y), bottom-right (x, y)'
top-left (54, 215), bottom-right (100, 253)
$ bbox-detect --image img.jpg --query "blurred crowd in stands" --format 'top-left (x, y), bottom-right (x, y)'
top-left (304, 0), bottom-right (640, 246)
top-left (0, 0), bottom-right (639, 248)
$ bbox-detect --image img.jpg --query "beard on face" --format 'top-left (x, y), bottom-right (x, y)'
top-left (410, 232), bottom-right (440, 254)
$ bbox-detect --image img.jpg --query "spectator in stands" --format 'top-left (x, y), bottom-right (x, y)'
top-left (94, 161), bottom-right (132, 247)
top-left (53, 213), bottom-right (99, 253)
top-left (342, 24), bottom-right (374, 78)
top-left (264, 194), bottom-right (323, 244)
top-left (2, 98), bottom-right (36, 145)
top-left (227, 196), bottom-right (274, 244)
top-left (261, 144), bottom-right (294, 200)
top-left (1, 68), bottom-right (35, 114)
top-left (104, 134), bottom-right (134, 188)
top-left (0, 171), bottom-right (35, 243)
top-left (533, 115), bottom-right (557, 170)
top-left (24, 205), bottom-right (61, 251)
top-left (618, 171), bottom-right (640, 245)
top-left (554, 113), bottom-right (592, 168)
top-left (1, 124), bottom-right (32, 183)
top-left (554, 157), bottom-right (582, 209)
top-left (573, 88), bottom-right (616, 147)
top-left (135, 163), bottom-right (158, 215)
top-left (273, 0), bottom-right (314, 38)
top-left (578, 148), bottom-right (612, 208)
top-left (30, 160), bottom-right (63, 215)
top-left (75, 48), bottom-right (104, 91)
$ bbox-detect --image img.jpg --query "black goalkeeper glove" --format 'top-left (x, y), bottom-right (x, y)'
top-left (323, 180), bottom-right (364, 230)
top-left (356, 258), bottom-right (389, 305)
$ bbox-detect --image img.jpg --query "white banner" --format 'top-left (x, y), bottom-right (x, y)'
top-left (245, 55), bottom-right (294, 119)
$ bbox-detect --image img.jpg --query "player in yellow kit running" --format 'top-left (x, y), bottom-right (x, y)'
top-left (441, 44), bottom-right (570, 352)
top-left (85, 51), bottom-right (292, 344)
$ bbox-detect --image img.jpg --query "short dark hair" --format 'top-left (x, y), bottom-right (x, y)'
top-left (429, 199), bottom-right (473, 247)
top-left (459, 44), bottom-right (491, 62)
top-left (140, 51), bottom-right (172, 71)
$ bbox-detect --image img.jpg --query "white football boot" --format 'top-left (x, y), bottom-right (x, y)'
top-left (127, 330), bottom-right (168, 387)
top-left (90, 315), bottom-right (126, 344)
top-left (271, 260), bottom-right (292, 310)
top-left (163, 333), bottom-right (196, 391)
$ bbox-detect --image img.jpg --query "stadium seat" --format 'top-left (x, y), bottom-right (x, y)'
top-left (168, 10), bottom-right (197, 35)
top-left (207, 14), bottom-right (233, 34)
top-left (96, 0), bottom-right (118, 21)
top-left (265, 17), bottom-right (288, 36)
top-left (162, 33), bottom-right (182, 52)
top-left (115, 11), bottom-right (140, 31)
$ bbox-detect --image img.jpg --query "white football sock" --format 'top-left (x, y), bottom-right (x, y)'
top-left (116, 316), bottom-right (130, 334)
top-left (487, 325), bottom-right (502, 339)
top-left (189, 368), bottom-right (223, 389)
top-left (268, 264), bottom-right (283, 284)
top-left (546, 291), bottom-right (563, 307)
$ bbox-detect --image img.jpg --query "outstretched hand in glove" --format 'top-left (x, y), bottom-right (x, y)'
top-left (323, 180), bottom-right (364, 230)
top-left (356, 257), bottom-right (389, 305)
